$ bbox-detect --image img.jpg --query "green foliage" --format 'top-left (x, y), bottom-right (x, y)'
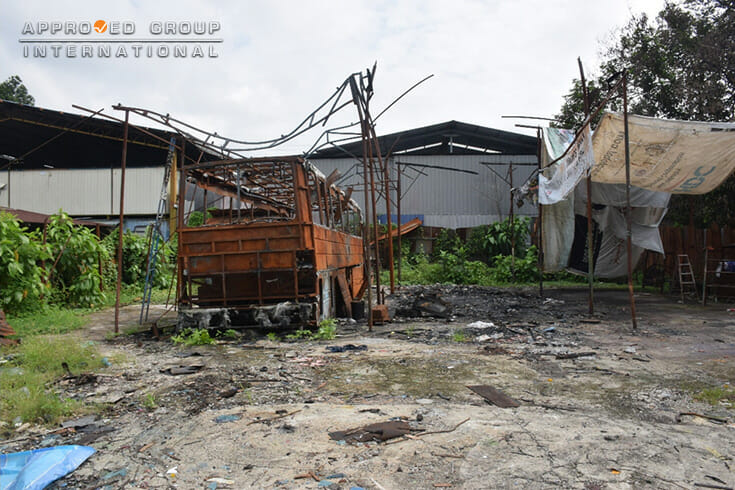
top-left (45, 212), bottom-right (107, 307)
top-left (432, 229), bottom-right (462, 260)
top-left (466, 217), bottom-right (531, 264)
top-left (694, 386), bottom-right (735, 408)
top-left (489, 246), bottom-right (540, 283)
top-left (452, 330), bottom-right (468, 343)
top-left (266, 332), bottom-right (280, 342)
top-left (314, 318), bottom-right (337, 340)
top-left (0, 75), bottom-right (35, 105)
top-left (1, 337), bottom-right (104, 424)
top-left (102, 229), bottom-right (176, 288)
top-left (171, 328), bottom-right (215, 346)
top-left (141, 392), bottom-right (158, 410)
top-left (0, 212), bottom-right (48, 313)
top-left (285, 329), bottom-right (314, 340)
top-left (217, 329), bottom-right (239, 340)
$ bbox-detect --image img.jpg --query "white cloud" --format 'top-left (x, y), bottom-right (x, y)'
top-left (0, 0), bottom-right (666, 153)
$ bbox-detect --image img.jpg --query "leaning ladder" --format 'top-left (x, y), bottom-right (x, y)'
top-left (677, 254), bottom-right (698, 303)
top-left (139, 137), bottom-right (176, 324)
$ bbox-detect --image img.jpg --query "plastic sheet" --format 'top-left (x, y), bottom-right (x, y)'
top-left (0, 445), bottom-right (95, 490)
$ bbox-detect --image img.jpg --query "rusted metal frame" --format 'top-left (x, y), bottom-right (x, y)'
top-left (367, 136), bottom-right (382, 303)
top-left (113, 80), bottom-right (357, 152)
top-left (622, 72), bottom-right (638, 329)
top-left (397, 160), bottom-right (402, 283)
top-left (353, 89), bottom-right (373, 330)
top-left (315, 175), bottom-right (326, 225)
top-left (177, 139), bottom-right (187, 307)
top-left (578, 57), bottom-right (595, 315)
top-left (77, 105), bottom-right (198, 162)
top-left (366, 114), bottom-right (395, 294)
top-left (114, 109), bottom-right (130, 334)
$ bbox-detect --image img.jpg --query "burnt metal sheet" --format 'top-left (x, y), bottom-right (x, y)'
top-left (467, 385), bottom-right (520, 408)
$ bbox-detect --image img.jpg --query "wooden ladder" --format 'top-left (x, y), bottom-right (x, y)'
top-left (677, 254), bottom-right (698, 302)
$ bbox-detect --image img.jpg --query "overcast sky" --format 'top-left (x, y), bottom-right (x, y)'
top-left (1, 0), bottom-right (665, 155)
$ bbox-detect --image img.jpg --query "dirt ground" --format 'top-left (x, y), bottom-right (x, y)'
top-left (3, 286), bottom-right (735, 489)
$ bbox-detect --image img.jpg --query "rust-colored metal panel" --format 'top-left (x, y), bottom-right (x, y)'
top-left (178, 157), bottom-right (366, 323)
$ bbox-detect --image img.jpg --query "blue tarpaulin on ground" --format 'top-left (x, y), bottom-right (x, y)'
top-left (0, 445), bottom-right (94, 490)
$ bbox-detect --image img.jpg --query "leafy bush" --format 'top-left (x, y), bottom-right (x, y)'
top-left (490, 246), bottom-right (540, 283)
top-left (432, 228), bottom-right (462, 260)
top-left (467, 217), bottom-right (531, 264)
top-left (102, 229), bottom-right (176, 288)
top-left (45, 212), bottom-right (107, 307)
top-left (313, 318), bottom-right (337, 340)
top-left (171, 328), bottom-right (215, 346)
top-left (0, 212), bottom-right (48, 313)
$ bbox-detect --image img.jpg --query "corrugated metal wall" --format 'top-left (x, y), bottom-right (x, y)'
top-left (311, 154), bottom-right (537, 229)
top-left (0, 167), bottom-right (163, 215)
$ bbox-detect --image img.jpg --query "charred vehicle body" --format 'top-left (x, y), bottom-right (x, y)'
top-left (177, 156), bottom-right (366, 329)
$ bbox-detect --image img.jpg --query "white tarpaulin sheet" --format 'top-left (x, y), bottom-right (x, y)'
top-left (591, 113), bottom-right (735, 194)
top-left (539, 125), bottom-right (594, 204)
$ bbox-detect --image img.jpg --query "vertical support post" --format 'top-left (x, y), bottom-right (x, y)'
top-left (176, 140), bottom-right (186, 307)
top-left (373, 133), bottom-right (395, 294)
top-left (537, 128), bottom-right (544, 297)
top-left (114, 109), bottom-right (130, 334)
top-left (396, 161), bottom-right (402, 284)
top-left (509, 159), bottom-right (515, 280)
top-left (622, 71), bottom-right (638, 329)
top-left (578, 57), bottom-right (595, 315)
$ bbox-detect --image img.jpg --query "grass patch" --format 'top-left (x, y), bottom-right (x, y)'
top-left (7, 306), bottom-right (89, 337)
top-left (0, 337), bottom-right (105, 425)
top-left (694, 386), bottom-right (735, 407)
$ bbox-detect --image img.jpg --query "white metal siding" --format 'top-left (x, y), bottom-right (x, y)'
top-left (311, 154), bottom-right (537, 229)
top-left (0, 167), bottom-right (163, 216)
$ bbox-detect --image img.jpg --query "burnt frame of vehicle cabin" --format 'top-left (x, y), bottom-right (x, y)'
top-left (177, 155), bottom-right (366, 328)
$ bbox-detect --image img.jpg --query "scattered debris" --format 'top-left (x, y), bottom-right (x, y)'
top-left (329, 420), bottom-right (413, 443)
top-left (555, 351), bottom-right (597, 359)
top-left (676, 412), bottom-right (729, 424)
top-left (467, 385), bottom-right (520, 408)
top-left (0, 309), bottom-right (19, 345)
top-left (160, 364), bottom-right (205, 375)
top-left (325, 344), bottom-right (368, 353)
top-left (214, 414), bottom-right (242, 424)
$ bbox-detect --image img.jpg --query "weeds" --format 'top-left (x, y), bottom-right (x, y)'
top-left (266, 332), bottom-right (280, 342)
top-left (0, 337), bottom-right (104, 425)
top-left (695, 386), bottom-right (735, 407)
top-left (141, 392), bottom-right (158, 410)
top-left (314, 318), bottom-right (337, 340)
top-left (171, 328), bottom-right (215, 346)
top-left (452, 330), bottom-right (468, 343)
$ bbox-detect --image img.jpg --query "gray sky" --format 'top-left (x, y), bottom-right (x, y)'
top-left (1, 0), bottom-right (665, 155)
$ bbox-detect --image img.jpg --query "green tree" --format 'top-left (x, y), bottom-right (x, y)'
top-left (0, 75), bottom-right (35, 105)
top-left (555, 0), bottom-right (735, 226)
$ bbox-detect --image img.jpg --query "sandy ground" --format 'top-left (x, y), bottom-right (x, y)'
top-left (3, 287), bottom-right (735, 489)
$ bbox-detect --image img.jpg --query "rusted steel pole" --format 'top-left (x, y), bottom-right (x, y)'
top-left (578, 57), bottom-right (595, 315)
top-left (396, 161), bottom-right (402, 283)
top-left (176, 139), bottom-right (186, 307)
top-left (537, 128), bottom-right (544, 297)
top-left (622, 71), bottom-right (638, 329)
top-left (509, 159), bottom-right (515, 280)
top-left (355, 107), bottom-right (373, 330)
top-left (114, 109), bottom-right (130, 334)
top-left (367, 134), bottom-right (382, 303)
top-left (376, 137), bottom-right (395, 294)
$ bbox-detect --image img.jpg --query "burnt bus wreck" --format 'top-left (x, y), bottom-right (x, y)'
top-left (177, 156), bottom-right (366, 329)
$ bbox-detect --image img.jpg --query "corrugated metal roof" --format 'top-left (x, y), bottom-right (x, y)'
top-left (311, 120), bottom-right (537, 159)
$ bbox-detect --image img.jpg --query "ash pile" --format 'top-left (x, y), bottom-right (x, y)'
top-left (388, 285), bottom-right (572, 324)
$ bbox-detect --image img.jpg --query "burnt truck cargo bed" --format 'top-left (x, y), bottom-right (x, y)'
top-left (176, 157), bottom-right (366, 328)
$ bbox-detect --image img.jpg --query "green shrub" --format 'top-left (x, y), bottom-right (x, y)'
top-left (171, 328), bottom-right (215, 346)
top-left (314, 318), bottom-right (337, 340)
top-left (467, 217), bottom-right (531, 264)
top-left (45, 212), bottom-right (107, 307)
top-left (0, 212), bottom-right (48, 313)
top-left (490, 246), bottom-right (540, 283)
